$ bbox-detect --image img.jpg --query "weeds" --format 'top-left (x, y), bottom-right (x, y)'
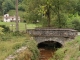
top-left (50, 36), bottom-right (80, 60)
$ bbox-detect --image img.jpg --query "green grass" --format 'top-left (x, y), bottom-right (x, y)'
top-left (0, 33), bottom-right (39, 60)
top-left (51, 36), bottom-right (80, 60)
top-left (0, 16), bottom-right (2, 19)
top-left (0, 34), bottom-right (28, 60)
top-left (0, 22), bottom-right (37, 31)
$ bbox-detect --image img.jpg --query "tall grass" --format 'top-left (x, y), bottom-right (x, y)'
top-left (0, 33), bottom-right (28, 60)
top-left (0, 32), bottom-right (39, 60)
top-left (50, 36), bottom-right (80, 60)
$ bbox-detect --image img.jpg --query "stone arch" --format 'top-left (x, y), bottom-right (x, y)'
top-left (35, 37), bottom-right (66, 46)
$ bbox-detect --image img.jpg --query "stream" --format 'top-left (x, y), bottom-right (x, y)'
top-left (38, 41), bottom-right (62, 60)
top-left (39, 48), bottom-right (54, 60)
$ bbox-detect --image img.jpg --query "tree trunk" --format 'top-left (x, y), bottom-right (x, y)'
top-left (15, 0), bottom-right (19, 31)
top-left (57, 0), bottom-right (61, 28)
top-left (46, 5), bottom-right (51, 27)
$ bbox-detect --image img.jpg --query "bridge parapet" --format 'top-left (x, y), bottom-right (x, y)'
top-left (27, 28), bottom-right (77, 39)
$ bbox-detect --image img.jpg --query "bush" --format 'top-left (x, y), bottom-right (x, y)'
top-left (26, 40), bottom-right (40, 60)
top-left (52, 13), bottom-right (68, 28)
top-left (12, 31), bottom-right (22, 36)
top-left (51, 48), bottom-right (66, 60)
top-left (14, 39), bottom-right (39, 60)
top-left (0, 25), bottom-right (10, 32)
top-left (15, 49), bottom-right (32, 60)
top-left (72, 19), bottom-right (80, 31)
top-left (0, 27), bottom-right (4, 35)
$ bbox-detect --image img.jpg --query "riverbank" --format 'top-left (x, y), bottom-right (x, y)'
top-left (0, 33), bottom-right (39, 60)
top-left (50, 35), bottom-right (80, 60)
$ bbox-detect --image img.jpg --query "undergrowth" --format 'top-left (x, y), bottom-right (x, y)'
top-left (0, 32), bottom-right (39, 60)
top-left (50, 36), bottom-right (80, 60)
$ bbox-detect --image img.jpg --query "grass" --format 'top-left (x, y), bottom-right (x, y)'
top-left (0, 20), bottom-right (40, 60)
top-left (0, 16), bottom-right (3, 21)
top-left (0, 34), bottom-right (27, 60)
top-left (0, 22), bottom-right (38, 31)
top-left (0, 33), bottom-right (39, 60)
top-left (51, 35), bottom-right (80, 60)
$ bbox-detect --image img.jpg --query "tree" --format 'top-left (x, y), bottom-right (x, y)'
top-left (2, 0), bottom-right (15, 14)
top-left (23, 0), bottom-right (79, 28)
top-left (76, 0), bottom-right (80, 15)
top-left (23, 0), bottom-right (40, 23)
top-left (0, 0), bottom-right (4, 15)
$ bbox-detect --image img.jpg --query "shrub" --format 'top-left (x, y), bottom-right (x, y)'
top-left (72, 19), bottom-right (80, 31)
top-left (12, 31), bottom-right (25, 36)
top-left (0, 25), bottom-right (10, 32)
top-left (13, 39), bottom-right (39, 60)
top-left (12, 31), bottom-right (21, 36)
top-left (52, 13), bottom-right (68, 28)
top-left (26, 40), bottom-right (40, 60)
top-left (0, 27), bottom-right (4, 35)
top-left (51, 48), bottom-right (65, 60)
top-left (15, 49), bottom-right (32, 60)
top-left (12, 43), bottom-right (22, 50)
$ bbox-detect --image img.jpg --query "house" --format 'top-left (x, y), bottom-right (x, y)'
top-left (3, 14), bottom-right (20, 22)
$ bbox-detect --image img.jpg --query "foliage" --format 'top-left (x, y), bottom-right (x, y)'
top-left (0, 33), bottom-right (26, 60)
top-left (53, 13), bottom-right (68, 28)
top-left (51, 48), bottom-right (66, 60)
top-left (76, 0), bottom-right (80, 15)
top-left (2, 0), bottom-right (15, 14)
top-left (15, 49), bottom-right (32, 60)
top-left (0, 27), bottom-right (4, 35)
top-left (0, 25), bottom-right (10, 32)
top-left (0, 0), bottom-right (80, 28)
top-left (0, 0), bottom-right (4, 15)
top-left (15, 39), bottom-right (39, 60)
top-left (0, 32), bottom-right (39, 60)
top-left (26, 39), bottom-right (40, 60)
top-left (24, 0), bottom-right (80, 28)
top-left (0, 0), bottom-right (26, 16)
top-left (72, 19), bottom-right (80, 31)
top-left (18, 3), bottom-right (25, 11)
top-left (50, 36), bottom-right (80, 60)
top-left (12, 31), bottom-right (22, 36)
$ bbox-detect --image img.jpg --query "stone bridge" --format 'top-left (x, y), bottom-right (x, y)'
top-left (27, 28), bottom-right (77, 46)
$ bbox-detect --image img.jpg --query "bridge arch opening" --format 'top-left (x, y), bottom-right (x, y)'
top-left (37, 41), bottom-right (62, 50)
